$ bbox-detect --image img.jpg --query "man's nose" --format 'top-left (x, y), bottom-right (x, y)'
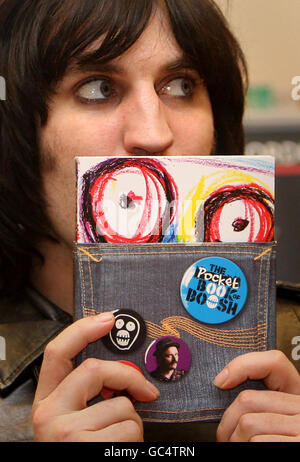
top-left (122, 88), bottom-right (174, 156)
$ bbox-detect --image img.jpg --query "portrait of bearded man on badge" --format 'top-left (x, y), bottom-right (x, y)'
top-left (150, 337), bottom-right (189, 383)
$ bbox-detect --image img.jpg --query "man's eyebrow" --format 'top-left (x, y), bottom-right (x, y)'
top-left (65, 56), bottom-right (196, 77)
top-left (164, 57), bottom-right (196, 72)
top-left (66, 61), bottom-right (124, 76)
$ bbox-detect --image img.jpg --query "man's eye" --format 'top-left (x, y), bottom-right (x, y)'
top-left (162, 77), bottom-right (194, 97)
top-left (76, 79), bottom-right (114, 102)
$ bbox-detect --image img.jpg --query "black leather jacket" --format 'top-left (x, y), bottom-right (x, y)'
top-left (0, 284), bottom-right (299, 442)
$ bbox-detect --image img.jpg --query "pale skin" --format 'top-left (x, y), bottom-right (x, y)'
top-left (32, 8), bottom-right (300, 442)
top-left (156, 346), bottom-right (180, 379)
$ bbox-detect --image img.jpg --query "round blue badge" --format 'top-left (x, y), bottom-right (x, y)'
top-left (180, 257), bottom-right (248, 324)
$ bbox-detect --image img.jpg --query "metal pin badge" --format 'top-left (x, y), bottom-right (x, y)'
top-left (180, 257), bottom-right (248, 324)
top-left (144, 336), bottom-right (191, 383)
top-left (102, 309), bottom-right (146, 353)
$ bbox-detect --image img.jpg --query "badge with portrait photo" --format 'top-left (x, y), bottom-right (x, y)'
top-left (144, 336), bottom-right (191, 383)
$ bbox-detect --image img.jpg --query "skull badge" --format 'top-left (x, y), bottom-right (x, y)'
top-left (102, 309), bottom-right (146, 353)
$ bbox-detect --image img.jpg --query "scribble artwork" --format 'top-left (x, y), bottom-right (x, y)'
top-left (76, 156), bottom-right (274, 243)
top-left (78, 157), bottom-right (178, 243)
top-left (201, 184), bottom-right (274, 242)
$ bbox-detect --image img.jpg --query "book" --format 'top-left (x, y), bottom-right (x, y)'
top-left (76, 156), bottom-right (274, 244)
top-left (74, 155), bottom-right (276, 423)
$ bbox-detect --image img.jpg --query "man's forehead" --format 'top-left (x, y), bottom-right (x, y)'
top-left (165, 346), bottom-right (179, 353)
top-left (64, 10), bottom-right (191, 77)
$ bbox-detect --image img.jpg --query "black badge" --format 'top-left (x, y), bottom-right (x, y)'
top-left (102, 309), bottom-right (146, 353)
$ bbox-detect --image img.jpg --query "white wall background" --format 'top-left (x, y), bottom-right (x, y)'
top-left (215, 0), bottom-right (300, 104)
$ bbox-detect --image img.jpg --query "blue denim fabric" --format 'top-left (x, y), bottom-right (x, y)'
top-left (74, 242), bottom-right (276, 423)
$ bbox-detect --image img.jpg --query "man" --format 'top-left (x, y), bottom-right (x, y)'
top-left (151, 338), bottom-right (186, 383)
top-left (0, 0), bottom-right (299, 442)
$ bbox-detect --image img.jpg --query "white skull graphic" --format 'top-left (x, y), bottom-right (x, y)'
top-left (109, 313), bottom-right (141, 351)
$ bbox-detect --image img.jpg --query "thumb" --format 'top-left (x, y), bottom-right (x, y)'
top-left (214, 350), bottom-right (300, 395)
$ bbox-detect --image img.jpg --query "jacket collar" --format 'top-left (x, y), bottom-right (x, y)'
top-left (0, 288), bottom-right (72, 393)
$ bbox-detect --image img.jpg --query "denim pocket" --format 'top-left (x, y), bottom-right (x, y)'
top-left (74, 242), bottom-right (276, 423)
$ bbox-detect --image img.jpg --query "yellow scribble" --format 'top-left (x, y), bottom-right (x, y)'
top-left (178, 169), bottom-right (273, 242)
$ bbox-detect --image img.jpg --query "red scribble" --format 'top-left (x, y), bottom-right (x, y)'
top-left (127, 190), bottom-right (143, 204)
top-left (204, 184), bottom-right (274, 242)
top-left (89, 160), bottom-right (177, 243)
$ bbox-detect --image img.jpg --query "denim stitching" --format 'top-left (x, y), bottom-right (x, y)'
top-left (82, 242), bottom-right (274, 250)
top-left (79, 245), bottom-right (274, 350)
top-left (78, 246), bottom-right (103, 262)
top-left (82, 308), bottom-right (266, 349)
top-left (254, 247), bottom-right (272, 260)
top-left (139, 407), bottom-right (225, 413)
top-left (78, 254), bottom-right (87, 310)
top-left (262, 249), bottom-right (272, 349)
top-left (141, 415), bottom-right (224, 423)
top-left (87, 257), bottom-right (94, 310)
top-left (146, 318), bottom-right (266, 349)
top-left (256, 255), bottom-right (263, 349)
top-left (75, 243), bottom-right (275, 422)
top-left (79, 249), bottom-right (266, 258)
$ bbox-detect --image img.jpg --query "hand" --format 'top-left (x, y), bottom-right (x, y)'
top-left (32, 312), bottom-right (160, 442)
top-left (214, 350), bottom-right (300, 442)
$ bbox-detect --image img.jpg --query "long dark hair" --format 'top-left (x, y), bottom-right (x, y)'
top-left (0, 0), bottom-right (247, 299)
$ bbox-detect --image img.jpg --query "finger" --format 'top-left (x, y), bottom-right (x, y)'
top-left (73, 396), bottom-right (143, 433)
top-left (43, 396), bottom-right (143, 441)
top-left (41, 358), bottom-right (159, 415)
top-left (251, 434), bottom-right (300, 442)
top-left (78, 420), bottom-right (144, 442)
top-left (101, 361), bottom-right (144, 403)
top-left (229, 413), bottom-right (300, 442)
top-left (214, 350), bottom-right (300, 394)
top-left (217, 390), bottom-right (300, 442)
top-left (34, 312), bottom-right (115, 404)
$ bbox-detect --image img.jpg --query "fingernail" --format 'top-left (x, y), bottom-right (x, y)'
top-left (213, 367), bottom-right (229, 387)
top-left (95, 312), bottom-right (114, 322)
top-left (146, 380), bottom-right (160, 398)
